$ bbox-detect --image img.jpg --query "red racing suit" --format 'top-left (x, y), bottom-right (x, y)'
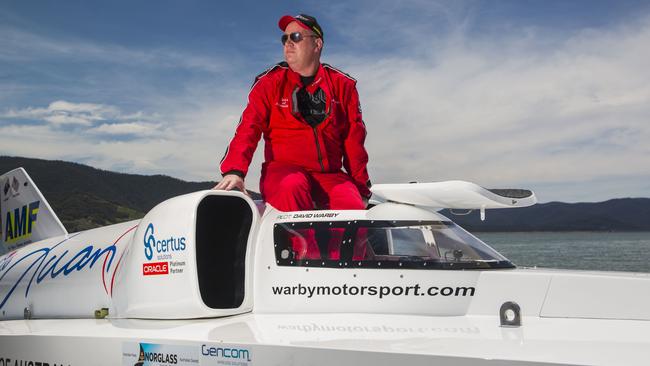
top-left (220, 62), bottom-right (372, 199)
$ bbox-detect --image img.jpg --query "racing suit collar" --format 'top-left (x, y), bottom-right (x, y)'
top-left (287, 63), bottom-right (325, 91)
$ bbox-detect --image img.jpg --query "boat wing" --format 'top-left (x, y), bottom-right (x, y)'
top-left (370, 181), bottom-right (537, 209)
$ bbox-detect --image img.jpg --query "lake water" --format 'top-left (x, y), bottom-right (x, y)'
top-left (475, 231), bottom-right (650, 273)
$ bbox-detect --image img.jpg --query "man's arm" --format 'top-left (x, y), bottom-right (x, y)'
top-left (342, 83), bottom-right (372, 198)
top-left (217, 76), bottom-right (273, 190)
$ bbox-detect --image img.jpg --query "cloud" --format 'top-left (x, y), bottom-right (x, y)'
top-left (0, 97), bottom-right (248, 183)
top-left (0, 100), bottom-right (164, 139)
top-left (326, 12), bottom-right (650, 201)
top-left (88, 122), bottom-right (163, 136)
top-left (2, 100), bottom-right (122, 126)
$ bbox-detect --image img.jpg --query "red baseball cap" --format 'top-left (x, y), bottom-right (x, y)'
top-left (278, 14), bottom-right (324, 40)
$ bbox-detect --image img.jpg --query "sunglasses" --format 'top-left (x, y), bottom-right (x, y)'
top-left (281, 32), bottom-right (318, 45)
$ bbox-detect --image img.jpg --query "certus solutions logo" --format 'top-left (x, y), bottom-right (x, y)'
top-left (142, 223), bottom-right (187, 276)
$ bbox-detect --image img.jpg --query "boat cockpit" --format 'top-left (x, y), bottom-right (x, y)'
top-left (274, 216), bottom-right (514, 270)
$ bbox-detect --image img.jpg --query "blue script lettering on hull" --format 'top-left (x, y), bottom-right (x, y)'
top-left (0, 233), bottom-right (117, 309)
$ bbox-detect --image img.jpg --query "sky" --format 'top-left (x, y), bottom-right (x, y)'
top-left (1, 0), bottom-right (649, 203)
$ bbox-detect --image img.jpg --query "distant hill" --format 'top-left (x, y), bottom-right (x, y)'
top-left (441, 198), bottom-right (650, 231)
top-left (0, 156), bottom-right (260, 232)
top-left (1, 156), bottom-right (648, 232)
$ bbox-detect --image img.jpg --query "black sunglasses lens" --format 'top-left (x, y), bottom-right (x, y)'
top-left (290, 32), bottom-right (302, 42)
top-left (282, 32), bottom-right (304, 45)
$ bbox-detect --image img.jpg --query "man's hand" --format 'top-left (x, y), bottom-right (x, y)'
top-left (213, 174), bottom-right (248, 195)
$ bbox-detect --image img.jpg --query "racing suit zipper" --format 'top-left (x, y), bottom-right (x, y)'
top-left (312, 127), bottom-right (325, 172)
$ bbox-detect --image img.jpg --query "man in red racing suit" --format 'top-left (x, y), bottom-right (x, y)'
top-left (216, 14), bottom-right (371, 214)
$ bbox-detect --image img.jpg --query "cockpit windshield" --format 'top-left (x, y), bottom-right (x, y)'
top-left (273, 220), bottom-right (514, 269)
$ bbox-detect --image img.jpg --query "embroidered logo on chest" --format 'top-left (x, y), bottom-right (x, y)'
top-left (276, 98), bottom-right (289, 108)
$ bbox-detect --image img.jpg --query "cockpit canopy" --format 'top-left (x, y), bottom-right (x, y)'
top-left (274, 219), bottom-right (513, 270)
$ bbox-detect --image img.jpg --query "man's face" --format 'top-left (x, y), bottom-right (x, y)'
top-left (283, 21), bottom-right (321, 71)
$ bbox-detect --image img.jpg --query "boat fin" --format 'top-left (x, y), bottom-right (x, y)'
top-left (0, 167), bottom-right (68, 252)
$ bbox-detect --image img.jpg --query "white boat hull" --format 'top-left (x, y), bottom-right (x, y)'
top-left (1, 310), bottom-right (648, 365)
top-left (2, 169), bottom-right (648, 366)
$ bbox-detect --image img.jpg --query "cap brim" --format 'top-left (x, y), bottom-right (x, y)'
top-left (278, 15), bottom-right (311, 32)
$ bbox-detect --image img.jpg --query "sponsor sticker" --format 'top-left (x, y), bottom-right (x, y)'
top-left (143, 261), bottom-right (169, 276)
top-left (123, 342), bottom-right (198, 366)
top-left (142, 223), bottom-right (187, 276)
top-left (3, 200), bottom-right (39, 244)
top-left (2, 178), bottom-right (9, 197)
top-left (11, 177), bottom-right (19, 194)
top-left (122, 342), bottom-right (253, 366)
top-left (1, 176), bottom-right (21, 203)
top-left (200, 344), bottom-right (253, 366)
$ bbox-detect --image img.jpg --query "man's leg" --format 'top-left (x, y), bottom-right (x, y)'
top-left (260, 162), bottom-right (315, 211)
top-left (311, 172), bottom-right (366, 260)
top-left (310, 171), bottom-right (365, 210)
top-left (260, 162), bottom-right (318, 259)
